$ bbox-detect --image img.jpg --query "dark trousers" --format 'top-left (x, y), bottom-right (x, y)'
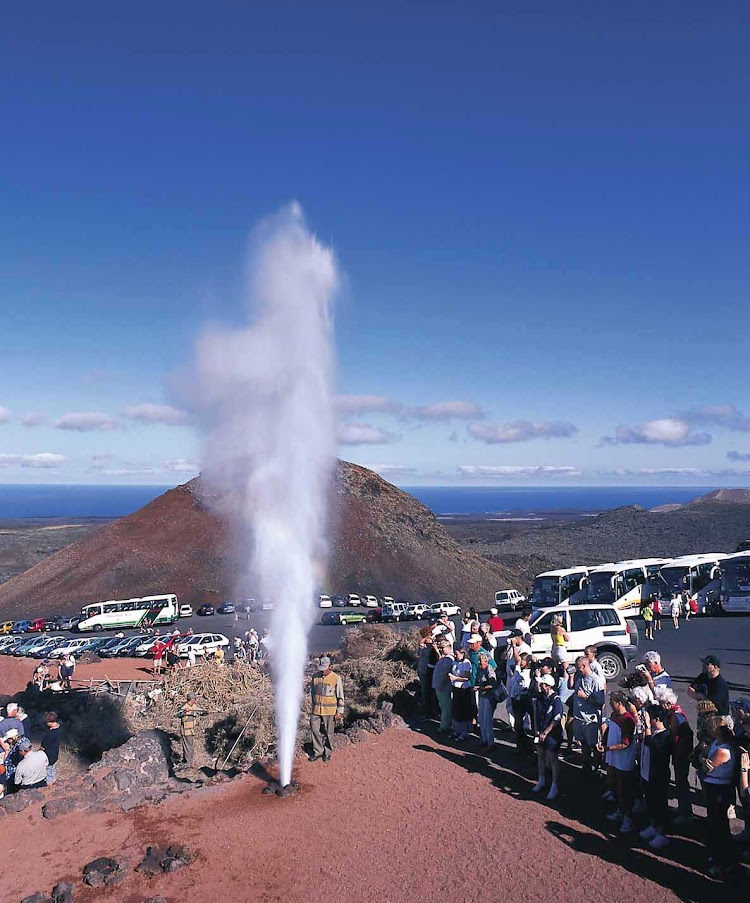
top-left (613, 767), bottom-right (638, 817)
top-left (644, 777), bottom-right (669, 830)
top-left (704, 782), bottom-right (736, 868)
top-left (419, 672), bottom-right (437, 717)
top-left (512, 697), bottom-right (533, 753)
top-left (674, 759), bottom-right (693, 818)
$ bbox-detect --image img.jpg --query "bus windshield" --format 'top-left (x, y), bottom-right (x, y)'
top-left (659, 566), bottom-right (688, 595)
top-left (532, 577), bottom-right (561, 607)
top-left (722, 560), bottom-right (750, 596)
top-left (586, 572), bottom-right (616, 604)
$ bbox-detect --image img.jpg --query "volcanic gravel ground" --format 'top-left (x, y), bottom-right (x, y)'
top-left (2, 722), bottom-right (743, 902)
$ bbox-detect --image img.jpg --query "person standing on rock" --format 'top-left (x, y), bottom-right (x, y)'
top-left (176, 693), bottom-right (207, 767)
top-left (309, 656), bottom-right (344, 763)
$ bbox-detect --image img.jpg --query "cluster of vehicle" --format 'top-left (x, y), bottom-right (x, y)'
top-left (320, 597), bottom-right (462, 626)
top-left (1, 615), bottom-right (81, 635)
top-left (0, 631), bottom-right (229, 660)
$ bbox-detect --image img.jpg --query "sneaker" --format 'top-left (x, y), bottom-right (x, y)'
top-left (639, 826), bottom-right (658, 841)
top-left (620, 816), bottom-right (634, 833)
top-left (601, 790), bottom-right (615, 801)
top-left (727, 805), bottom-right (737, 820)
top-left (322, 753), bottom-right (331, 763)
top-left (649, 834), bottom-right (670, 851)
top-left (308, 754), bottom-right (322, 762)
top-left (546, 783), bottom-right (559, 801)
top-left (532, 780), bottom-right (546, 793)
top-left (606, 809), bottom-right (624, 822)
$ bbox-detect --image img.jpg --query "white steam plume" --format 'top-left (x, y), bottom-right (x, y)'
top-left (193, 203), bottom-right (338, 786)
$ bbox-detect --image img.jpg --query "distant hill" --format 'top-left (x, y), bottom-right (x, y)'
top-left (0, 462), bottom-right (514, 618)
top-left (449, 493), bottom-right (750, 588)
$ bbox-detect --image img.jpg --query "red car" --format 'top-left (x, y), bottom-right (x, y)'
top-left (28, 617), bottom-right (47, 633)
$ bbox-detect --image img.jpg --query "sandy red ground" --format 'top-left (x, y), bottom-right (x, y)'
top-left (2, 723), bottom-right (729, 901)
top-left (0, 656), bottom-right (157, 697)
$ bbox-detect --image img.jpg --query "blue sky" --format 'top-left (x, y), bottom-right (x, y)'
top-left (2, 1), bottom-right (750, 486)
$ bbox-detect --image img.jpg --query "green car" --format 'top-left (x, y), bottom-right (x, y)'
top-left (321, 611), bottom-right (368, 626)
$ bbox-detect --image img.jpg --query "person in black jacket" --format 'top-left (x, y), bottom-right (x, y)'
top-left (638, 706), bottom-right (673, 850)
top-left (688, 655), bottom-right (730, 717)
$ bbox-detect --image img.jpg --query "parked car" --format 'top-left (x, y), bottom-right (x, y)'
top-left (179, 604), bottom-right (194, 618)
top-left (86, 637), bottom-right (123, 657)
top-left (321, 610), bottom-right (367, 626)
top-left (0, 621), bottom-right (14, 634)
top-left (318, 595), bottom-right (333, 608)
top-left (0, 636), bottom-right (21, 653)
top-left (59, 616), bottom-right (80, 631)
top-left (366, 607), bottom-right (383, 623)
top-left (381, 602), bottom-right (409, 622)
top-left (197, 605), bottom-right (215, 617)
top-left (495, 603), bottom-right (639, 680)
top-left (134, 634), bottom-right (177, 657)
top-left (28, 617), bottom-right (47, 633)
top-left (30, 637), bottom-right (68, 658)
top-left (363, 595), bottom-right (379, 608)
top-left (176, 633), bottom-right (230, 657)
top-left (48, 637), bottom-right (93, 658)
top-left (107, 634), bottom-right (150, 657)
top-left (494, 589), bottom-right (526, 611)
top-left (12, 620), bottom-right (33, 634)
top-left (404, 603), bottom-right (432, 621)
top-left (430, 601), bottom-right (461, 618)
top-left (332, 595), bottom-right (347, 608)
top-left (44, 616), bottom-right (64, 631)
top-left (347, 593), bottom-right (362, 607)
top-left (13, 637), bottom-right (49, 656)
top-left (217, 602), bottom-right (235, 614)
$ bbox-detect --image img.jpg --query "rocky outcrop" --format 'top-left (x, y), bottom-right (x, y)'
top-left (0, 462), bottom-right (512, 616)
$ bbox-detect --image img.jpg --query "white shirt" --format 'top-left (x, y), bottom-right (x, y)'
top-left (515, 617), bottom-right (530, 636)
top-left (14, 749), bottom-right (49, 786)
top-left (670, 599), bottom-right (681, 617)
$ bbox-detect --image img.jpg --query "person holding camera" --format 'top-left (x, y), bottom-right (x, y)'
top-left (532, 673), bottom-right (563, 800)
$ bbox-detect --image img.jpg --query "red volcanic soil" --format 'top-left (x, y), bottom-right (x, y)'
top-left (0, 462), bottom-right (514, 618)
top-left (0, 657), bottom-right (154, 697)
top-left (0, 722), bottom-right (722, 903)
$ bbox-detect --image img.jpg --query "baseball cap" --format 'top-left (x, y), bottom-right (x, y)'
top-left (701, 654), bottom-right (721, 668)
top-left (17, 737), bottom-right (32, 752)
top-left (508, 628), bottom-right (523, 638)
top-left (539, 675), bottom-right (556, 688)
top-left (319, 655), bottom-right (331, 669)
top-left (490, 608), bottom-right (498, 615)
top-left (468, 634), bottom-right (482, 644)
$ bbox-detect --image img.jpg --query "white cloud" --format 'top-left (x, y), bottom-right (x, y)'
top-left (727, 450), bottom-right (750, 462)
top-left (684, 404), bottom-right (750, 432)
top-left (372, 464), bottom-right (418, 477)
top-left (338, 423), bottom-right (400, 445)
top-left (164, 458), bottom-right (199, 473)
top-left (468, 419), bottom-right (578, 444)
top-left (122, 403), bottom-right (190, 426)
top-left (598, 467), bottom-right (711, 477)
top-left (20, 412), bottom-right (47, 427)
top-left (55, 412), bottom-right (118, 432)
top-left (404, 400), bottom-right (484, 421)
top-left (457, 465), bottom-right (581, 478)
top-left (0, 407), bottom-right (11, 424)
top-left (601, 418), bottom-right (711, 447)
top-left (336, 394), bottom-right (403, 417)
top-left (0, 452), bottom-right (67, 469)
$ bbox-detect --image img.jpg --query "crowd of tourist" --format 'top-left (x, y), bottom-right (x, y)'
top-left (421, 610), bottom-right (750, 881)
top-left (0, 704), bottom-right (61, 798)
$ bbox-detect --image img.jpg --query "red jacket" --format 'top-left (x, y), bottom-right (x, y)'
top-left (488, 615), bottom-right (505, 633)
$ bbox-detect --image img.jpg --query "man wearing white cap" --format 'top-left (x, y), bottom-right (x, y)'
top-left (488, 608), bottom-right (505, 640)
top-left (0, 703), bottom-right (26, 739)
top-left (309, 656), bottom-right (344, 763)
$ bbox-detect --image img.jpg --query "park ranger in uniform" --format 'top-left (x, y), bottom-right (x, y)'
top-left (309, 656), bottom-right (345, 762)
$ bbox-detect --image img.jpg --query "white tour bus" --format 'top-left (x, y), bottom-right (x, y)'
top-left (657, 553), bottom-right (728, 614)
top-left (530, 567), bottom-right (589, 609)
top-left (717, 553), bottom-right (750, 614)
top-left (77, 594), bottom-right (180, 632)
top-left (580, 558), bottom-right (671, 616)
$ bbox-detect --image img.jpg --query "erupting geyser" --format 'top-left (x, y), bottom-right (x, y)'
top-left (193, 203), bottom-right (338, 787)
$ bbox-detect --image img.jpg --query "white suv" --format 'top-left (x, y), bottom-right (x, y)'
top-left (382, 602), bottom-right (409, 622)
top-left (177, 633), bottom-right (230, 657)
top-left (496, 603), bottom-right (639, 680)
top-left (494, 589), bottom-right (525, 610)
top-left (430, 600), bottom-right (461, 618)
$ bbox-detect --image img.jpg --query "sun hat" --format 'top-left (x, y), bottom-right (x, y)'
top-left (539, 675), bottom-right (556, 688)
top-left (490, 608), bottom-right (498, 615)
top-left (2, 728), bottom-right (19, 742)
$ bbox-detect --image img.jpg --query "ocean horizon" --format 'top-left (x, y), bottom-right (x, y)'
top-left (0, 482), bottom-right (717, 519)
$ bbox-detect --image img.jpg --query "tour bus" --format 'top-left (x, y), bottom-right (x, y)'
top-left (716, 553), bottom-right (750, 614)
top-left (77, 594), bottom-right (180, 632)
top-left (530, 567), bottom-right (590, 609)
top-left (579, 559), bottom-right (671, 616)
top-left (657, 553), bottom-right (728, 614)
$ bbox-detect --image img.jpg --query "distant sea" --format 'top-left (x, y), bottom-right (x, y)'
top-left (404, 486), bottom-right (715, 517)
top-left (0, 483), bottom-right (715, 519)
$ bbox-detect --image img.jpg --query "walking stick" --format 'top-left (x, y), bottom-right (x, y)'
top-left (220, 706), bottom-right (257, 770)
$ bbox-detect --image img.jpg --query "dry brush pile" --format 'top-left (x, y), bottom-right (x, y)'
top-left (124, 625), bottom-right (421, 768)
